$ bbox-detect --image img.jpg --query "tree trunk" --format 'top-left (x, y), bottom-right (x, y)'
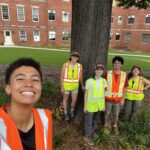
top-left (71, 0), bottom-right (113, 124)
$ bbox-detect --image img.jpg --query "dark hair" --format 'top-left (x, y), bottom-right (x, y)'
top-left (128, 65), bottom-right (141, 80)
top-left (5, 58), bottom-right (42, 84)
top-left (69, 57), bottom-right (79, 62)
top-left (112, 56), bottom-right (124, 64)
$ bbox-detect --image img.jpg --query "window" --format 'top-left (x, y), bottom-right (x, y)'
top-left (17, 6), bottom-right (25, 21)
top-left (141, 34), bottom-right (150, 44)
top-left (111, 16), bottom-right (114, 23)
top-left (115, 33), bottom-right (120, 40)
top-left (33, 31), bottom-right (40, 41)
top-left (62, 32), bottom-right (69, 40)
top-left (1, 5), bottom-right (9, 20)
top-left (109, 33), bottom-right (113, 40)
top-left (49, 31), bottom-right (56, 41)
top-left (48, 10), bottom-right (55, 21)
top-left (128, 15), bottom-right (135, 24)
top-left (125, 33), bottom-right (132, 42)
top-left (32, 7), bottom-right (39, 22)
top-left (63, 0), bottom-right (69, 1)
top-left (62, 11), bottom-right (69, 22)
top-left (145, 14), bottom-right (150, 24)
top-left (19, 30), bottom-right (27, 41)
top-left (118, 16), bottom-right (123, 24)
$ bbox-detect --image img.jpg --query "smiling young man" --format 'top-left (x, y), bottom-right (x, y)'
top-left (104, 56), bottom-right (127, 134)
top-left (0, 58), bottom-right (52, 150)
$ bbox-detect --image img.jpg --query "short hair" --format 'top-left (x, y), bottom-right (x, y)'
top-left (112, 56), bottom-right (124, 64)
top-left (5, 58), bottom-right (42, 84)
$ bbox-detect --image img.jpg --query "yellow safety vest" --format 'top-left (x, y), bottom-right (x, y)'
top-left (86, 78), bottom-right (106, 112)
top-left (63, 62), bottom-right (81, 91)
top-left (125, 76), bottom-right (144, 101)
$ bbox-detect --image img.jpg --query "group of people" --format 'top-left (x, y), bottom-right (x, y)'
top-left (0, 52), bottom-right (150, 149)
top-left (61, 52), bottom-right (150, 145)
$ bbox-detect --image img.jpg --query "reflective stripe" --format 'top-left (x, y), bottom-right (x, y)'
top-left (0, 119), bottom-right (11, 150)
top-left (126, 88), bottom-right (143, 94)
top-left (106, 71), bottom-right (126, 98)
top-left (63, 79), bottom-right (79, 82)
top-left (63, 62), bottom-right (81, 82)
top-left (88, 78), bottom-right (104, 101)
top-left (37, 109), bottom-right (48, 150)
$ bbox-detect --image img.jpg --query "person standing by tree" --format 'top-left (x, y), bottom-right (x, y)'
top-left (84, 64), bottom-right (107, 145)
top-left (124, 65), bottom-right (150, 122)
top-left (104, 56), bottom-right (127, 134)
top-left (0, 58), bottom-right (52, 150)
top-left (61, 52), bottom-right (84, 121)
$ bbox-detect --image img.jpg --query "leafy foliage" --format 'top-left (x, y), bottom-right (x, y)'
top-left (0, 85), bottom-right (9, 107)
top-left (116, 0), bottom-right (150, 9)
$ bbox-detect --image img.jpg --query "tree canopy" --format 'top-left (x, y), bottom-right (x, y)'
top-left (116, 0), bottom-right (150, 9)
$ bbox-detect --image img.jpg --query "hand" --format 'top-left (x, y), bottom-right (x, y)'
top-left (120, 98), bottom-right (125, 107)
top-left (84, 107), bottom-right (87, 113)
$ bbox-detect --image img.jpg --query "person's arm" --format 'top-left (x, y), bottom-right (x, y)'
top-left (143, 77), bottom-right (150, 91)
top-left (84, 89), bottom-right (88, 113)
top-left (60, 64), bottom-right (65, 94)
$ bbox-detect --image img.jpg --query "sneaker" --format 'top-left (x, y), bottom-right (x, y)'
top-left (84, 137), bottom-right (94, 146)
top-left (71, 109), bottom-right (75, 118)
top-left (64, 113), bottom-right (69, 121)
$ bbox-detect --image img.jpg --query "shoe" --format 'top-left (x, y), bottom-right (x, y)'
top-left (64, 113), bottom-right (69, 121)
top-left (84, 137), bottom-right (94, 146)
top-left (71, 109), bottom-right (75, 118)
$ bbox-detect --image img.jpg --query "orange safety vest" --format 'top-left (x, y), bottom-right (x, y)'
top-left (105, 70), bottom-right (127, 102)
top-left (0, 107), bottom-right (52, 150)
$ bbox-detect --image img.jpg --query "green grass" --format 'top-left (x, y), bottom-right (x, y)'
top-left (0, 46), bottom-right (150, 71)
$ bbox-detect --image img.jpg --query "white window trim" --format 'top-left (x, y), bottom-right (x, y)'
top-left (49, 31), bottom-right (56, 41)
top-left (1, 4), bottom-right (10, 21)
top-left (19, 30), bottom-right (27, 41)
top-left (127, 15), bottom-right (135, 25)
top-left (32, 6), bottom-right (39, 22)
top-left (17, 6), bottom-right (25, 22)
top-left (115, 32), bottom-right (121, 41)
top-left (145, 14), bottom-right (150, 25)
top-left (33, 31), bottom-right (40, 42)
top-left (124, 33), bottom-right (132, 42)
top-left (62, 31), bottom-right (69, 41)
top-left (118, 16), bottom-right (123, 24)
top-left (48, 10), bottom-right (56, 21)
top-left (62, 11), bottom-right (69, 22)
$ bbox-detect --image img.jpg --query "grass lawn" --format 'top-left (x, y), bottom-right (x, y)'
top-left (0, 46), bottom-right (150, 71)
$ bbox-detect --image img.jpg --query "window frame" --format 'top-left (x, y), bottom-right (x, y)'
top-left (49, 31), bottom-right (56, 41)
top-left (141, 34), bottom-right (150, 44)
top-left (145, 14), bottom-right (150, 25)
top-left (127, 15), bottom-right (135, 25)
top-left (32, 7), bottom-right (39, 22)
top-left (118, 16), bottom-right (123, 24)
top-left (17, 5), bottom-right (25, 21)
top-left (48, 10), bottom-right (56, 21)
top-left (19, 30), bottom-right (27, 41)
top-left (62, 11), bottom-right (69, 22)
top-left (33, 30), bottom-right (40, 42)
top-left (124, 33), bottom-right (132, 42)
top-left (1, 4), bottom-right (10, 21)
top-left (115, 32), bottom-right (121, 41)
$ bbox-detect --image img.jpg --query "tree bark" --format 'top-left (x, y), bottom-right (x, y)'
top-left (71, 0), bottom-right (113, 124)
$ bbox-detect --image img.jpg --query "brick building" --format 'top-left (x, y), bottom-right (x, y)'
top-left (0, 0), bottom-right (71, 46)
top-left (0, 0), bottom-right (149, 52)
top-left (110, 1), bottom-right (150, 52)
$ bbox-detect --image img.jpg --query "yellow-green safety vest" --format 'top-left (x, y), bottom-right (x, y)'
top-left (125, 76), bottom-right (144, 101)
top-left (63, 62), bottom-right (81, 91)
top-left (86, 78), bottom-right (106, 112)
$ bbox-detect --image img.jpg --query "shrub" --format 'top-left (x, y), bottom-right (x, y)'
top-left (0, 85), bottom-right (9, 107)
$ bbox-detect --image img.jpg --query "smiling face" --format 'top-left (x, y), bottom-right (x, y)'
top-left (113, 60), bottom-right (122, 70)
top-left (5, 66), bottom-right (42, 106)
top-left (95, 69), bottom-right (103, 77)
top-left (71, 55), bottom-right (79, 63)
top-left (132, 67), bottom-right (140, 77)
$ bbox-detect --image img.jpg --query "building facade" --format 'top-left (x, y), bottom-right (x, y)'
top-left (0, 0), bottom-right (149, 52)
top-left (0, 0), bottom-right (71, 46)
top-left (110, 2), bottom-right (150, 52)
